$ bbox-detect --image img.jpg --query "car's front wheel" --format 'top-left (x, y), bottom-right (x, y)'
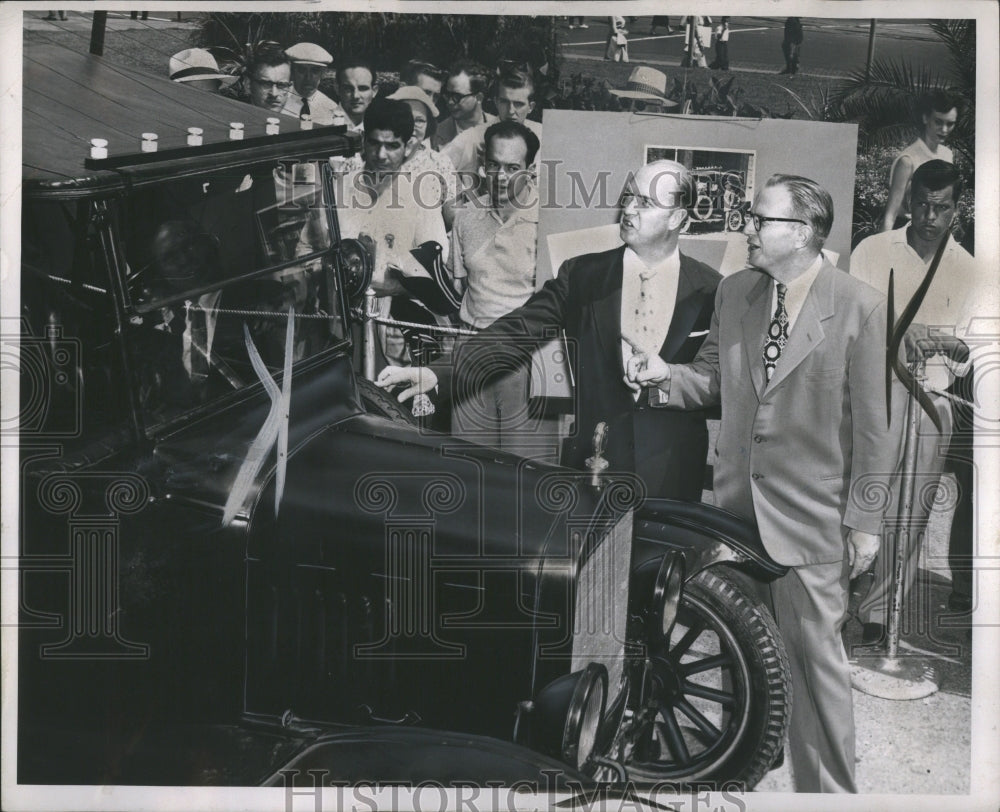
top-left (623, 568), bottom-right (790, 789)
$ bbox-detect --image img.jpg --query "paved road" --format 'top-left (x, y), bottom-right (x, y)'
top-left (560, 16), bottom-right (953, 78)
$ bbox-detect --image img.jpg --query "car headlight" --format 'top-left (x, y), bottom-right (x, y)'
top-left (648, 552), bottom-right (684, 641)
top-left (531, 662), bottom-right (608, 771)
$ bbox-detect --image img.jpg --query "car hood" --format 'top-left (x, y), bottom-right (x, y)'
top-left (248, 414), bottom-right (594, 565)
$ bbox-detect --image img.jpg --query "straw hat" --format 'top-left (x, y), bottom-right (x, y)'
top-left (386, 85), bottom-right (440, 121)
top-left (609, 66), bottom-right (678, 107)
top-left (169, 48), bottom-right (236, 85)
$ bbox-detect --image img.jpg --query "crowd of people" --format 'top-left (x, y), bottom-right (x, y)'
top-left (163, 37), bottom-right (985, 794)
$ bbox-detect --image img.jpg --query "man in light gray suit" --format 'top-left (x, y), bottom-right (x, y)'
top-left (626, 174), bottom-right (899, 792)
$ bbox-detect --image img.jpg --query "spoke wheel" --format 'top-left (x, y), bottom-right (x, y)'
top-left (626, 569), bottom-right (790, 789)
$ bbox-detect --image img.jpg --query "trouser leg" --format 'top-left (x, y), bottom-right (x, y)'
top-left (858, 398), bottom-right (951, 626)
top-left (771, 557), bottom-right (857, 793)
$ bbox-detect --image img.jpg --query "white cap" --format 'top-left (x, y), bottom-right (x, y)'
top-left (285, 42), bottom-right (333, 66)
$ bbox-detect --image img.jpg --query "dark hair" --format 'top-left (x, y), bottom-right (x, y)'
top-left (400, 58), bottom-right (442, 85)
top-left (911, 159), bottom-right (963, 203)
top-left (446, 59), bottom-right (489, 95)
top-left (484, 120), bottom-right (540, 166)
top-left (245, 41), bottom-right (290, 77)
top-left (917, 89), bottom-right (962, 119)
top-left (336, 57), bottom-right (377, 86)
top-left (495, 65), bottom-right (535, 103)
top-left (363, 97), bottom-right (414, 142)
top-left (765, 174), bottom-right (834, 245)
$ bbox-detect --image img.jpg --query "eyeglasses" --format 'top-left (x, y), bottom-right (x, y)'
top-left (250, 77), bottom-right (293, 91)
top-left (619, 191), bottom-right (681, 210)
top-left (747, 212), bottom-right (807, 230)
top-left (441, 90), bottom-right (475, 104)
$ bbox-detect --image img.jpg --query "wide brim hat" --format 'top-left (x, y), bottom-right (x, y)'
top-left (609, 66), bottom-right (678, 107)
top-left (386, 85), bottom-right (440, 121)
top-left (285, 42), bottom-right (334, 67)
top-left (169, 48), bottom-right (237, 85)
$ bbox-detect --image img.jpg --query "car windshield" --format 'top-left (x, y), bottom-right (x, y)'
top-left (119, 160), bottom-right (347, 431)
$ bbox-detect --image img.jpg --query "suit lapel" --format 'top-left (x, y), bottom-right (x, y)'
top-left (592, 246), bottom-right (626, 376)
top-left (657, 257), bottom-right (700, 362)
top-left (741, 272), bottom-right (772, 398)
top-left (764, 262), bottom-right (835, 393)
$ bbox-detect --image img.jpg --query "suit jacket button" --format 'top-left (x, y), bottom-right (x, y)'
top-left (751, 472), bottom-right (762, 480)
top-left (753, 435), bottom-right (763, 443)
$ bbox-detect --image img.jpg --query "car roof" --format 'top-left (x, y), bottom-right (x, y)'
top-left (23, 44), bottom-right (358, 200)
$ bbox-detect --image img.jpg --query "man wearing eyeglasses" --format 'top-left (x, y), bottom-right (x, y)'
top-left (443, 65), bottom-right (544, 180)
top-left (243, 43), bottom-right (293, 113)
top-left (378, 159), bottom-right (721, 498)
top-left (626, 174), bottom-right (898, 793)
top-left (433, 60), bottom-right (497, 151)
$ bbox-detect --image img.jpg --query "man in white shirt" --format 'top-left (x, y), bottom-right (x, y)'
top-left (332, 98), bottom-right (448, 367)
top-left (627, 174), bottom-right (898, 793)
top-left (851, 160), bottom-right (990, 639)
top-left (281, 42), bottom-right (347, 125)
top-left (378, 159), bottom-right (721, 497)
top-left (443, 65), bottom-right (544, 181)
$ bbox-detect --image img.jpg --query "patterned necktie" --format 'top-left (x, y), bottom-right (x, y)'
top-left (635, 269), bottom-right (659, 351)
top-left (762, 282), bottom-right (788, 383)
top-left (300, 96), bottom-right (310, 117)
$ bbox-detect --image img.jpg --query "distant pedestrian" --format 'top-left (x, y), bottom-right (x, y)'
top-left (780, 17), bottom-right (803, 75)
top-left (680, 16), bottom-right (712, 68)
top-left (606, 16), bottom-right (629, 63)
top-left (568, 16), bottom-right (588, 29)
top-left (711, 17), bottom-right (730, 70)
top-left (43, 10), bottom-right (67, 20)
top-left (649, 16), bottom-right (673, 35)
top-left (130, 10), bottom-right (148, 21)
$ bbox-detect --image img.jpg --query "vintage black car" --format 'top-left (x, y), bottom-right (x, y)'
top-left (16, 45), bottom-right (790, 793)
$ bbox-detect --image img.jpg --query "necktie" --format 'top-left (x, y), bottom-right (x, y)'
top-left (762, 282), bottom-right (788, 383)
top-left (300, 97), bottom-right (310, 117)
top-left (635, 269), bottom-right (659, 350)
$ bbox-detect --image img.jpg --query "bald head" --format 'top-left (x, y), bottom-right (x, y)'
top-left (619, 160), bottom-right (692, 262)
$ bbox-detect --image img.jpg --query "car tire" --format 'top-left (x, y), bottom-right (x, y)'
top-left (356, 377), bottom-right (418, 425)
top-left (625, 567), bottom-right (790, 789)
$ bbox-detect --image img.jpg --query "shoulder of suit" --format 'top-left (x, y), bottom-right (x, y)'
top-left (678, 252), bottom-right (723, 288)
top-left (559, 245), bottom-right (624, 273)
top-left (821, 260), bottom-right (886, 310)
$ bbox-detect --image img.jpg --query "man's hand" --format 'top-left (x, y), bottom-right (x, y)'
top-left (622, 334), bottom-right (671, 391)
top-left (903, 323), bottom-right (970, 364)
top-left (847, 530), bottom-right (880, 579)
top-left (376, 366), bottom-right (438, 402)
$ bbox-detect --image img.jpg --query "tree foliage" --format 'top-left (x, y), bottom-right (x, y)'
top-left (197, 12), bottom-right (559, 80)
top-left (829, 20), bottom-right (975, 167)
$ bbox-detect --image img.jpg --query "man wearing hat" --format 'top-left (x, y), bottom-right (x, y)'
top-left (282, 42), bottom-right (346, 124)
top-left (610, 66), bottom-right (678, 112)
top-left (169, 48), bottom-right (237, 94)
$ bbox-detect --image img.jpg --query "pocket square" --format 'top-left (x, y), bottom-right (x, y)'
top-left (688, 329), bottom-right (709, 337)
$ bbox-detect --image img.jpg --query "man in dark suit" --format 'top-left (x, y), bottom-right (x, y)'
top-left (627, 174), bottom-right (899, 792)
top-left (377, 159), bottom-right (721, 500)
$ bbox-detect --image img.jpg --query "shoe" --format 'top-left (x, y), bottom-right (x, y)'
top-left (948, 592), bottom-right (972, 613)
top-left (861, 622), bottom-right (885, 645)
top-left (579, 23), bottom-right (588, 29)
